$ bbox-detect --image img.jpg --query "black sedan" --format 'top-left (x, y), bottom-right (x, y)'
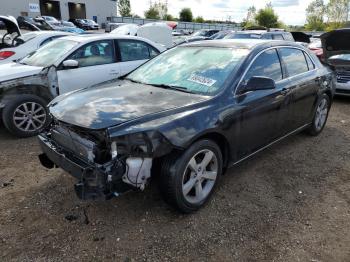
top-left (38, 40), bottom-right (335, 213)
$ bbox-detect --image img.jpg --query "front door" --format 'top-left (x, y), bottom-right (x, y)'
top-left (234, 48), bottom-right (292, 158)
top-left (57, 40), bottom-right (120, 94)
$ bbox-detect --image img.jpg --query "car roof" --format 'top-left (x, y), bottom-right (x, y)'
top-left (58, 34), bottom-right (162, 49)
top-left (181, 39), bottom-right (302, 50)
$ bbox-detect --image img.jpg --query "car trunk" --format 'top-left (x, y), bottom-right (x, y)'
top-left (0, 16), bottom-right (21, 50)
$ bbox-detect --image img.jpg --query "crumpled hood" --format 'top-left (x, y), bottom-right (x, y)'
top-left (0, 62), bottom-right (43, 83)
top-left (321, 29), bottom-right (350, 62)
top-left (49, 80), bottom-right (209, 130)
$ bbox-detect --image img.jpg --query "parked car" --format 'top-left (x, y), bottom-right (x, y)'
top-left (105, 22), bottom-right (125, 33)
top-left (56, 21), bottom-right (85, 34)
top-left (69, 19), bottom-right (90, 30)
top-left (321, 28), bottom-right (350, 96)
top-left (185, 29), bottom-right (220, 42)
top-left (210, 30), bottom-right (235, 40)
top-left (0, 16), bottom-right (21, 50)
top-left (41, 16), bottom-right (61, 27)
top-left (38, 39), bottom-right (334, 213)
top-left (110, 23), bottom-right (139, 36)
top-left (0, 35), bottom-right (165, 137)
top-left (0, 31), bottom-right (73, 64)
top-left (225, 30), bottom-right (295, 41)
top-left (308, 39), bottom-right (324, 62)
top-left (17, 16), bottom-right (52, 31)
top-left (83, 19), bottom-right (99, 30)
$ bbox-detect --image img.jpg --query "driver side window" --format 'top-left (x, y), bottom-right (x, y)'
top-left (244, 49), bottom-right (283, 84)
top-left (67, 40), bottom-right (115, 68)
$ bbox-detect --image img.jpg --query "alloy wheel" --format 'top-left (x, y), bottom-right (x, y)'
top-left (182, 149), bottom-right (218, 204)
top-left (314, 98), bottom-right (328, 131)
top-left (13, 102), bottom-right (47, 132)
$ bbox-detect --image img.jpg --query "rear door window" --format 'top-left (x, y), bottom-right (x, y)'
top-left (279, 48), bottom-right (309, 77)
top-left (304, 52), bottom-right (315, 70)
top-left (118, 40), bottom-right (160, 62)
top-left (273, 34), bottom-right (284, 40)
top-left (244, 49), bottom-right (283, 82)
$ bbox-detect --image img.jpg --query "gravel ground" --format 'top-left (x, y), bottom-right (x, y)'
top-left (0, 97), bottom-right (349, 262)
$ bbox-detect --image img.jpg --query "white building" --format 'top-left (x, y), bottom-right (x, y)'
top-left (1, 0), bottom-right (117, 24)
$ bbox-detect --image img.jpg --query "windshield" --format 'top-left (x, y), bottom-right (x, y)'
top-left (192, 30), bottom-right (208, 37)
top-left (126, 46), bottom-right (249, 95)
top-left (21, 39), bottom-right (78, 67)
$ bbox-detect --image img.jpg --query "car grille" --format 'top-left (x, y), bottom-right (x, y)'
top-left (336, 71), bottom-right (350, 83)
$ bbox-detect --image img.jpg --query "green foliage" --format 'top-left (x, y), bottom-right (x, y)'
top-left (305, 0), bottom-right (326, 30)
top-left (179, 8), bottom-right (193, 22)
top-left (165, 14), bottom-right (174, 21)
top-left (144, 5), bottom-right (160, 19)
top-left (118, 0), bottom-right (131, 17)
top-left (195, 16), bottom-right (204, 23)
top-left (255, 3), bottom-right (279, 28)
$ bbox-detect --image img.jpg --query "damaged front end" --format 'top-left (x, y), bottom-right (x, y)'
top-left (38, 121), bottom-right (174, 200)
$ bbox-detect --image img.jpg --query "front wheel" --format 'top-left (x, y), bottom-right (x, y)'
top-left (307, 94), bottom-right (330, 136)
top-left (159, 140), bottom-right (223, 213)
top-left (2, 94), bottom-right (50, 138)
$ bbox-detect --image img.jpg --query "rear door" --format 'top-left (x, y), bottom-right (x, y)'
top-left (234, 48), bottom-right (293, 157)
top-left (57, 40), bottom-right (119, 94)
top-left (115, 39), bottom-right (160, 76)
top-left (278, 47), bottom-right (319, 130)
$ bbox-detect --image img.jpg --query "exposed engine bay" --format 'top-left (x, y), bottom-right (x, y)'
top-left (38, 121), bottom-right (173, 200)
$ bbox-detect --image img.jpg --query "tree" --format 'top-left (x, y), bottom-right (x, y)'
top-left (326, 0), bottom-right (350, 28)
top-left (165, 14), bottom-right (174, 21)
top-left (305, 0), bottom-right (326, 31)
top-left (242, 5), bottom-right (257, 28)
top-left (144, 1), bottom-right (168, 20)
top-left (179, 8), bottom-right (193, 22)
top-left (195, 16), bottom-right (204, 23)
top-left (144, 5), bottom-right (160, 19)
top-left (118, 0), bottom-right (131, 17)
top-left (255, 3), bottom-right (279, 28)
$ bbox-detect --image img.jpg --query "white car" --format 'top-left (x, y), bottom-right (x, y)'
top-left (0, 34), bottom-right (166, 137)
top-left (0, 31), bottom-right (73, 64)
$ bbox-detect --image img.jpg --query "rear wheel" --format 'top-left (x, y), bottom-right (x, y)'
top-left (307, 94), bottom-right (330, 136)
top-left (159, 140), bottom-right (223, 213)
top-left (2, 95), bottom-right (50, 138)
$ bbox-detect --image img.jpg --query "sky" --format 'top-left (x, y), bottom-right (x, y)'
top-left (129, 0), bottom-right (316, 26)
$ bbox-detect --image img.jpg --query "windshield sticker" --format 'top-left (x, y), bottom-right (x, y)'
top-left (188, 74), bottom-right (217, 87)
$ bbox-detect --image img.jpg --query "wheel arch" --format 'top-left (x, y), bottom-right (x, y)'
top-left (190, 132), bottom-right (231, 169)
top-left (1, 85), bottom-right (53, 106)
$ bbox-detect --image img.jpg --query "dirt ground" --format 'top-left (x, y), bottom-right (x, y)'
top-left (0, 97), bottom-right (349, 262)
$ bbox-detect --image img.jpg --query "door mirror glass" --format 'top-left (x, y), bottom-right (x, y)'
top-left (63, 59), bottom-right (79, 69)
top-left (243, 76), bottom-right (276, 93)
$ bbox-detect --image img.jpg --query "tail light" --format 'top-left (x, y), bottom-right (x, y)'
top-left (0, 51), bottom-right (15, 60)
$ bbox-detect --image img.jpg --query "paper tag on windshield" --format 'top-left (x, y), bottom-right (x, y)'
top-left (188, 74), bottom-right (216, 87)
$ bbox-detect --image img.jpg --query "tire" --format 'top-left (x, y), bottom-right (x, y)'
top-left (307, 93), bottom-right (330, 136)
top-left (2, 94), bottom-right (50, 138)
top-left (159, 140), bottom-right (223, 213)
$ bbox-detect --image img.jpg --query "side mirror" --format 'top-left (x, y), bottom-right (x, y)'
top-left (241, 76), bottom-right (276, 93)
top-left (62, 59), bottom-right (79, 69)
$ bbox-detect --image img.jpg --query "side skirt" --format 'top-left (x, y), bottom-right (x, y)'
top-left (229, 123), bottom-right (311, 168)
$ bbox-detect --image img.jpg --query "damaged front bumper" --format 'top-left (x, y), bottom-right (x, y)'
top-left (38, 134), bottom-right (131, 200)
